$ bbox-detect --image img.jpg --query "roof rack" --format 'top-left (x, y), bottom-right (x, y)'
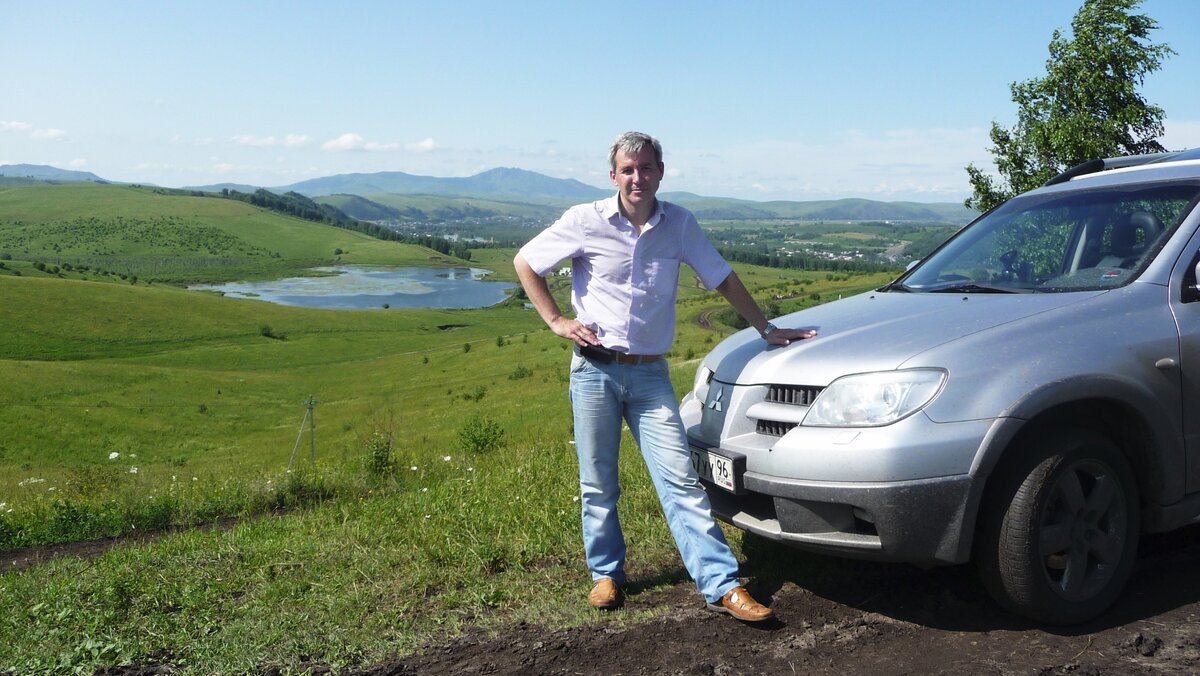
top-left (1043, 150), bottom-right (1197, 186)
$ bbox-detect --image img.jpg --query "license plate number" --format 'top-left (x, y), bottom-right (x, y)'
top-left (691, 449), bottom-right (737, 492)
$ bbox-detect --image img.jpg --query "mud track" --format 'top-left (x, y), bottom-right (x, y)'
top-left (362, 525), bottom-right (1200, 675)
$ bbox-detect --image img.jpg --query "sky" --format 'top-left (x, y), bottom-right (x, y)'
top-left (2, 1), bottom-right (1198, 204)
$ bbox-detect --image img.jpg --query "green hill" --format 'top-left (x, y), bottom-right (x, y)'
top-left (0, 183), bottom-right (455, 283)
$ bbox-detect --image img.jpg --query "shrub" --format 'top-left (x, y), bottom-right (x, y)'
top-left (458, 415), bottom-right (505, 455)
top-left (365, 430), bottom-right (395, 476)
top-left (260, 325), bottom-right (286, 340)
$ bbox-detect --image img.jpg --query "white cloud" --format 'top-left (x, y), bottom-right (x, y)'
top-left (283, 134), bottom-right (311, 148)
top-left (405, 137), bottom-right (438, 153)
top-left (31, 128), bottom-right (66, 141)
top-left (3, 121), bottom-right (65, 141)
top-left (323, 133), bottom-right (365, 151)
top-left (322, 132), bottom-right (399, 152)
top-left (68, 158), bottom-right (87, 169)
top-left (232, 134), bottom-right (278, 147)
top-left (231, 133), bottom-right (312, 149)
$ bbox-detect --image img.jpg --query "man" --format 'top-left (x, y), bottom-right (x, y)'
top-left (514, 131), bottom-right (815, 622)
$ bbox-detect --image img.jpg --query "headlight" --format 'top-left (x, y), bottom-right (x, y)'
top-left (693, 365), bottom-right (715, 401)
top-left (802, 369), bottom-right (946, 427)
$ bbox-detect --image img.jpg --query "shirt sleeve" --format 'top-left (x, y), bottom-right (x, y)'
top-left (679, 211), bottom-right (733, 290)
top-left (517, 207), bottom-right (585, 276)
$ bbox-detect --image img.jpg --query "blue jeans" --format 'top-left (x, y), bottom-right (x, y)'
top-left (569, 351), bottom-right (741, 603)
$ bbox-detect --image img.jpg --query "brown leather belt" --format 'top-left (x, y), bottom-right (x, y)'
top-left (578, 344), bottom-right (661, 365)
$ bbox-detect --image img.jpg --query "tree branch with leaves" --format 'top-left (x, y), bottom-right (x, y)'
top-left (966, 0), bottom-right (1174, 212)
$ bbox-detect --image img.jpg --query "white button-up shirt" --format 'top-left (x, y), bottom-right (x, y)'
top-left (518, 195), bottom-right (732, 355)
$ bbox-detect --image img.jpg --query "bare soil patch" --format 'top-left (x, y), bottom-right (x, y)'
top-left (362, 525), bottom-right (1200, 675)
top-left (17, 522), bottom-right (1200, 674)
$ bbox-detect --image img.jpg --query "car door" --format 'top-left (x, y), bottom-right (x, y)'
top-left (1170, 216), bottom-right (1200, 494)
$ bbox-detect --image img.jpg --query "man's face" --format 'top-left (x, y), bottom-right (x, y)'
top-left (610, 146), bottom-right (663, 212)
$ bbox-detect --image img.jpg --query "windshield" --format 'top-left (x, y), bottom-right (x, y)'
top-left (898, 183), bottom-right (1199, 293)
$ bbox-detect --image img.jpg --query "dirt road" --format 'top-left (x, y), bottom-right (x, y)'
top-left (368, 525), bottom-right (1200, 675)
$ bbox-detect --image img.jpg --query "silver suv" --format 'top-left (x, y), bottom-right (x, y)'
top-left (681, 149), bottom-right (1200, 624)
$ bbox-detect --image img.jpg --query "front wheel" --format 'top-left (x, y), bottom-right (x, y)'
top-left (976, 429), bottom-right (1139, 625)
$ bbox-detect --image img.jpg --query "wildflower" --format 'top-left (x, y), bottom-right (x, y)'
top-left (129, 467), bottom-right (138, 474)
top-left (192, 477), bottom-right (198, 481)
top-left (572, 496), bottom-right (580, 503)
top-left (467, 467), bottom-right (475, 472)
top-left (443, 455), bottom-right (452, 462)
top-left (108, 452), bottom-right (120, 460)
top-left (410, 466), bottom-right (418, 471)
top-left (421, 487), bottom-right (428, 492)
top-left (18, 478), bottom-right (45, 487)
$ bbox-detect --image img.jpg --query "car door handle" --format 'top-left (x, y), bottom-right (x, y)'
top-left (1155, 358), bottom-right (1178, 370)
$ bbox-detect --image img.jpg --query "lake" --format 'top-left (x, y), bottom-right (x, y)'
top-left (191, 266), bottom-right (516, 310)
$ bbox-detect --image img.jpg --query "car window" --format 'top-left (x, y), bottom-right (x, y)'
top-left (901, 183), bottom-right (1200, 293)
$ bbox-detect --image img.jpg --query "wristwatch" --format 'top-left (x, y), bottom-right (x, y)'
top-left (760, 322), bottom-right (779, 339)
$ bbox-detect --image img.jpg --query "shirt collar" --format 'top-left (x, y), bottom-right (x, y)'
top-left (604, 193), bottom-right (664, 230)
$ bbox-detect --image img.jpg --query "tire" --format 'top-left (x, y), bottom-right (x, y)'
top-left (976, 429), bottom-right (1139, 625)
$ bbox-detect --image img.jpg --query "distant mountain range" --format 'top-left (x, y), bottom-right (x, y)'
top-left (276, 167), bottom-right (608, 206)
top-left (0, 163), bottom-right (108, 183)
top-left (1, 163), bottom-right (977, 223)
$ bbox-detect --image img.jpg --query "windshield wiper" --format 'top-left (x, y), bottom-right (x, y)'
top-left (879, 280), bottom-right (913, 292)
top-left (928, 283), bottom-right (1018, 294)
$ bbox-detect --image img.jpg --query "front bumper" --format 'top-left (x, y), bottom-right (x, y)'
top-left (696, 456), bottom-right (975, 565)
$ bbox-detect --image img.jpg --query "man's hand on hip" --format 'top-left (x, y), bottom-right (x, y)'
top-left (550, 316), bottom-right (599, 347)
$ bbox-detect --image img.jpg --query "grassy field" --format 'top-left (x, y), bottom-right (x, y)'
top-left (0, 183), bottom-right (451, 283)
top-left (0, 182), bottom-right (896, 672)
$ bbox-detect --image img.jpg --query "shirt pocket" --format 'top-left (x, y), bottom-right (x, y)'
top-left (640, 257), bottom-right (680, 298)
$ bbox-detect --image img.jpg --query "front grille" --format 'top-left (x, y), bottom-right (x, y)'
top-left (765, 384), bottom-right (822, 406)
top-left (757, 419), bottom-right (798, 437)
top-left (755, 384), bottom-right (822, 437)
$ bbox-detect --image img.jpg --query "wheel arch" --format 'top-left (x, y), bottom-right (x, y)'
top-left (962, 394), bottom-right (1171, 560)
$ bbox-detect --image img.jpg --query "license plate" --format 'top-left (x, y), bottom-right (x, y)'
top-left (691, 449), bottom-right (737, 492)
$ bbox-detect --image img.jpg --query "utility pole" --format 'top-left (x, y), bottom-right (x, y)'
top-left (288, 395), bottom-right (319, 470)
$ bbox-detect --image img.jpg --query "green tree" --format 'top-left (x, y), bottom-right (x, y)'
top-left (965, 0), bottom-right (1174, 212)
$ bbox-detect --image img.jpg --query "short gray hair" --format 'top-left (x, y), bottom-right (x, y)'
top-left (609, 131), bottom-right (663, 170)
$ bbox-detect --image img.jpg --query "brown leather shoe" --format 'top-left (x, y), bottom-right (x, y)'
top-left (588, 577), bottom-right (622, 609)
top-left (708, 586), bottom-right (774, 622)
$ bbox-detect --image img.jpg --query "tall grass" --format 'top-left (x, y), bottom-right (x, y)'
top-left (0, 211), bottom-right (894, 671)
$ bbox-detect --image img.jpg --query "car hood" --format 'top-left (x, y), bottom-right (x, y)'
top-left (707, 289), bottom-right (1104, 387)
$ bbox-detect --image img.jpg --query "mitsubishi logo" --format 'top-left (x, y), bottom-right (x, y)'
top-left (706, 387), bottom-right (724, 412)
